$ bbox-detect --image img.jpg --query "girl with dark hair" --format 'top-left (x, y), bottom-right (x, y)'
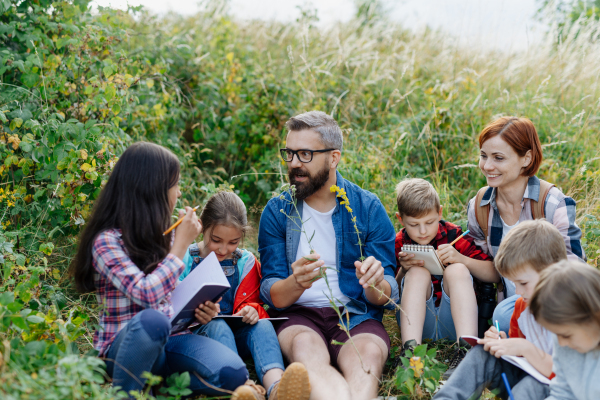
top-left (179, 191), bottom-right (311, 400)
top-left (530, 260), bottom-right (600, 400)
top-left (70, 142), bottom-right (249, 398)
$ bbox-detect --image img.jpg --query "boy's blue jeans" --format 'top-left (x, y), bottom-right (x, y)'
top-left (194, 318), bottom-right (285, 383)
top-left (104, 309), bottom-right (248, 399)
top-left (433, 345), bottom-right (550, 400)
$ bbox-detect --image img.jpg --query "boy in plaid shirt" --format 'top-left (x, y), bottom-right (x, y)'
top-left (394, 179), bottom-right (499, 377)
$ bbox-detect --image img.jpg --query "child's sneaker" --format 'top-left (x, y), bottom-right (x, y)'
top-left (442, 338), bottom-right (472, 380)
top-left (232, 380), bottom-right (266, 400)
top-left (392, 339), bottom-right (418, 369)
top-left (269, 362), bottom-right (311, 400)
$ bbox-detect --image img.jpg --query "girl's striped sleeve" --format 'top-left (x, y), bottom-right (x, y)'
top-left (92, 230), bottom-right (184, 308)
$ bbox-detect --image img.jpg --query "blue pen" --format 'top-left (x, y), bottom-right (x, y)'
top-left (502, 372), bottom-right (516, 400)
top-left (495, 320), bottom-right (501, 339)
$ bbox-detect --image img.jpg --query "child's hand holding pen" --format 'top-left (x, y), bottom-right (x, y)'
top-left (479, 324), bottom-right (507, 343)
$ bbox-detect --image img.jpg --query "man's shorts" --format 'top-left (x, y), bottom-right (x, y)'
top-left (270, 304), bottom-right (390, 367)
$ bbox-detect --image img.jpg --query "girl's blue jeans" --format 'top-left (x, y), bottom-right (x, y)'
top-left (104, 309), bottom-right (248, 399)
top-left (194, 318), bottom-right (285, 383)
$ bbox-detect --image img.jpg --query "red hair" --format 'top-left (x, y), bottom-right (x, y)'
top-left (478, 117), bottom-right (543, 177)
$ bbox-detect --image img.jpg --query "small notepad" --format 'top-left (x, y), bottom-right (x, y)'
top-left (401, 244), bottom-right (445, 275)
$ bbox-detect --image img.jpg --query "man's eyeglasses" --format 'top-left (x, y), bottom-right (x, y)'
top-left (279, 148), bottom-right (336, 163)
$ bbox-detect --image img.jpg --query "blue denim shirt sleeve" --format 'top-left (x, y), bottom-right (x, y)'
top-left (258, 198), bottom-right (289, 309)
top-left (361, 199), bottom-right (399, 309)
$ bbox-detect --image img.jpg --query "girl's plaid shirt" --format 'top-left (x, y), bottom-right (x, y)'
top-left (92, 229), bottom-right (188, 356)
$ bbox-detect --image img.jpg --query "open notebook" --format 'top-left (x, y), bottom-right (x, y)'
top-left (170, 252), bottom-right (230, 333)
top-left (460, 336), bottom-right (551, 385)
top-left (401, 244), bottom-right (445, 275)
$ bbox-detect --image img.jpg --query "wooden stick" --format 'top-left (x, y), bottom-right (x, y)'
top-left (449, 229), bottom-right (470, 246)
top-left (163, 205), bottom-right (200, 235)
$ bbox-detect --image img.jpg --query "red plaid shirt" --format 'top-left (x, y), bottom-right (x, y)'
top-left (395, 220), bottom-right (491, 306)
top-left (92, 229), bottom-right (188, 356)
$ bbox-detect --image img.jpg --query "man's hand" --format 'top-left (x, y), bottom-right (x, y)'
top-left (194, 298), bottom-right (221, 325)
top-left (437, 244), bottom-right (465, 266)
top-left (479, 337), bottom-right (527, 358)
top-left (398, 251), bottom-right (424, 271)
top-left (292, 253), bottom-right (324, 289)
top-left (355, 256), bottom-right (384, 289)
top-left (234, 305), bottom-right (260, 325)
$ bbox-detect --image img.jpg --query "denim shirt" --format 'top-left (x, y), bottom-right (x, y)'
top-left (181, 244), bottom-right (244, 316)
top-left (258, 171), bottom-right (399, 330)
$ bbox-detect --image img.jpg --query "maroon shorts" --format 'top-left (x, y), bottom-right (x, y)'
top-left (270, 305), bottom-right (390, 367)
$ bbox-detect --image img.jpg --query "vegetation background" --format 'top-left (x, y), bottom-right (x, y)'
top-left (1, 0), bottom-right (600, 398)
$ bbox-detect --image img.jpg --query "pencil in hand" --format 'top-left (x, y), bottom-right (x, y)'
top-left (449, 229), bottom-right (470, 246)
top-left (163, 205), bottom-right (200, 236)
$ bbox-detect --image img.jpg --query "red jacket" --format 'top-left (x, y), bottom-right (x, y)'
top-left (232, 250), bottom-right (270, 319)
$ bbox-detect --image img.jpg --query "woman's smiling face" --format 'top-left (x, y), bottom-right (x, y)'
top-left (479, 135), bottom-right (532, 188)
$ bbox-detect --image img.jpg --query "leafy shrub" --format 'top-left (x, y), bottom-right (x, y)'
top-left (394, 343), bottom-right (447, 399)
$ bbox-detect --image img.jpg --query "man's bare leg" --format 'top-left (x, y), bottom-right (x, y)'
top-left (337, 333), bottom-right (388, 400)
top-left (278, 325), bottom-right (352, 400)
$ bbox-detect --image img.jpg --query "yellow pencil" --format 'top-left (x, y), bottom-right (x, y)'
top-left (449, 229), bottom-right (470, 246)
top-left (163, 205), bottom-right (200, 235)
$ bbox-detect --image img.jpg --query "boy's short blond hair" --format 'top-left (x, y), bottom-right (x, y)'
top-left (395, 178), bottom-right (440, 218)
top-left (495, 219), bottom-right (567, 277)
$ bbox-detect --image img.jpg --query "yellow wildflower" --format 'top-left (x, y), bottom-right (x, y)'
top-left (409, 356), bottom-right (424, 378)
top-left (345, 206), bottom-right (352, 213)
top-left (330, 185), bottom-right (339, 193)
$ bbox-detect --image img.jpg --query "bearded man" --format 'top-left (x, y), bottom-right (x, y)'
top-left (258, 111), bottom-right (399, 400)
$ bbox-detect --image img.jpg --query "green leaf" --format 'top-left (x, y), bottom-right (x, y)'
top-left (103, 65), bottom-right (114, 78)
top-left (27, 315), bottom-right (45, 324)
top-left (414, 344), bottom-right (427, 358)
top-left (9, 117), bottom-right (23, 131)
top-left (21, 73), bottom-right (40, 88)
top-left (105, 84), bottom-right (116, 101)
top-left (424, 379), bottom-right (436, 392)
top-left (15, 254), bottom-right (26, 267)
top-left (179, 371), bottom-right (190, 388)
top-left (0, 111), bottom-right (6, 123)
top-left (0, 291), bottom-right (14, 305)
top-left (39, 242), bottom-right (54, 256)
top-left (56, 158), bottom-right (69, 170)
top-left (11, 316), bottom-right (27, 330)
top-left (426, 348), bottom-right (437, 359)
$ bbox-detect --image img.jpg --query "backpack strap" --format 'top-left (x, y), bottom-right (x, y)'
top-left (475, 186), bottom-right (491, 239)
top-left (531, 179), bottom-right (555, 220)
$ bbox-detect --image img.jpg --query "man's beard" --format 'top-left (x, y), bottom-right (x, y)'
top-left (288, 162), bottom-right (330, 201)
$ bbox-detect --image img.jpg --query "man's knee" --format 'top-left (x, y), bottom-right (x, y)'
top-left (340, 335), bottom-right (387, 372)
top-left (285, 329), bottom-right (328, 363)
top-left (138, 309), bottom-right (170, 342)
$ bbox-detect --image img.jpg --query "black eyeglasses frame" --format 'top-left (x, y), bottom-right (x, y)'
top-left (279, 148), bottom-right (336, 163)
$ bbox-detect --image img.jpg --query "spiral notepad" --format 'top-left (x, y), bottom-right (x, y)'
top-left (401, 244), bottom-right (445, 275)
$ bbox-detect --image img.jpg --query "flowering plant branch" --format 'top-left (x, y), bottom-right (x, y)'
top-left (330, 184), bottom-right (409, 324)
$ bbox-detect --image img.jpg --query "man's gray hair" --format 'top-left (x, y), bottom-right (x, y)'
top-left (286, 111), bottom-right (343, 151)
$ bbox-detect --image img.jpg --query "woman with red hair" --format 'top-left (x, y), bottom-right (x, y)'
top-left (467, 117), bottom-right (585, 335)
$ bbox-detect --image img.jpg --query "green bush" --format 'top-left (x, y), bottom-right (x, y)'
top-left (2, 0), bottom-right (600, 398)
